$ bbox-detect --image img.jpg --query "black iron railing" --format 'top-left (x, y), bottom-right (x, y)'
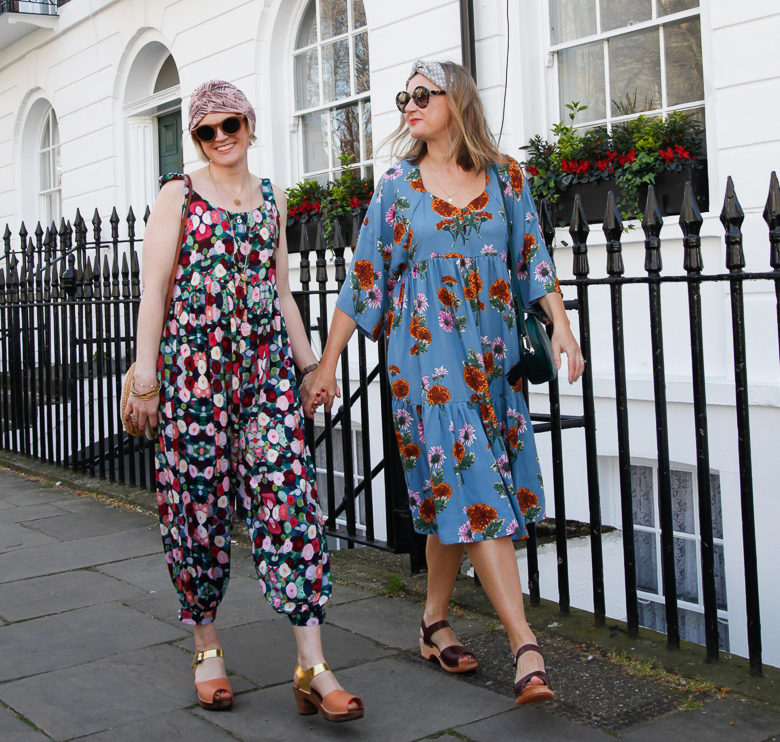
top-left (0, 1), bottom-right (58, 16)
top-left (1, 173), bottom-right (778, 679)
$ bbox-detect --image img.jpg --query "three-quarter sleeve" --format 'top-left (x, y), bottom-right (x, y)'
top-left (498, 158), bottom-right (560, 310)
top-left (336, 174), bottom-right (394, 342)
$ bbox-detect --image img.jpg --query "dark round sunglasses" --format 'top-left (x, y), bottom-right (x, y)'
top-left (395, 86), bottom-right (446, 113)
top-left (193, 115), bottom-right (245, 142)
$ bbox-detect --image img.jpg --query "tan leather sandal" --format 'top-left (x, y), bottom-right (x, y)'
top-left (292, 662), bottom-right (364, 722)
top-left (192, 648), bottom-right (233, 711)
top-left (420, 618), bottom-right (478, 673)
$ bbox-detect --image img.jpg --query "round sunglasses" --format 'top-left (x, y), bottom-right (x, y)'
top-left (395, 86), bottom-right (446, 113)
top-left (193, 115), bottom-right (245, 142)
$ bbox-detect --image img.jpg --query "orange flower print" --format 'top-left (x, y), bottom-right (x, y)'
top-left (418, 327), bottom-right (432, 343)
top-left (388, 364), bottom-right (401, 375)
top-left (419, 497), bottom-right (437, 522)
top-left (489, 278), bottom-right (511, 304)
top-left (438, 287), bottom-right (455, 307)
top-left (479, 402), bottom-right (497, 426)
top-left (467, 503), bottom-right (498, 533)
top-left (516, 488), bottom-right (539, 514)
top-left (483, 351), bottom-right (495, 376)
top-left (433, 482), bottom-right (452, 500)
top-left (426, 385), bottom-right (451, 405)
top-left (403, 443), bottom-right (421, 460)
top-left (432, 198), bottom-right (460, 218)
top-left (372, 321), bottom-right (382, 341)
top-left (403, 228), bottom-right (414, 250)
top-left (410, 177), bottom-right (425, 192)
top-left (453, 441), bottom-right (465, 462)
top-left (410, 343), bottom-right (419, 355)
top-left (463, 366), bottom-right (489, 395)
top-left (395, 430), bottom-right (403, 450)
top-left (463, 271), bottom-right (482, 300)
top-left (467, 191), bottom-right (489, 211)
top-left (523, 233), bottom-right (536, 266)
top-left (507, 425), bottom-right (519, 449)
top-left (392, 378), bottom-right (410, 399)
top-left (442, 275), bottom-right (457, 285)
top-left (393, 221), bottom-right (406, 244)
top-left (511, 375), bottom-right (523, 393)
top-left (386, 309), bottom-right (395, 336)
top-left (363, 215), bottom-right (369, 226)
top-left (443, 252), bottom-right (465, 259)
top-left (398, 281), bottom-right (405, 306)
top-left (354, 260), bottom-right (375, 290)
top-left (409, 315), bottom-right (421, 338)
top-left (508, 158), bottom-right (524, 194)
top-left (435, 219), bottom-right (449, 232)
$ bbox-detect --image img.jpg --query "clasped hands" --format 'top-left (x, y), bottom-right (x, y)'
top-left (300, 366), bottom-right (341, 419)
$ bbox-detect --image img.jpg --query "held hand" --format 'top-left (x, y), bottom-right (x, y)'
top-left (300, 367), bottom-right (341, 418)
top-left (551, 325), bottom-right (585, 384)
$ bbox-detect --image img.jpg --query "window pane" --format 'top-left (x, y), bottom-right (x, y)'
top-left (600, 0), bottom-right (651, 32)
top-left (714, 543), bottom-right (728, 610)
top-left (558, 42), bottom-right (605, 123)
top-left (296, 0), bottom-right (317, 48)
top-left (320, 0), bottom-right (348, 39)
top-left (634, 530), bottom-right (658, 592)
top-left (637, 598), bottom-right (665, 633)
top-left (665, 18), bottom-right (703, 106)
top-left (40, 150), bottom-right (51, 190)
top-left (631, 464), bottom-right (654, 527)
top-left (40, 120), bottom-right (50, 150)
top-left (294, 49), bottom-right (320, 110)
top-left (302, 111), bottom-right (329, 173)
top-left (709, 473), bottom-right (722, 539)
top-left (322, 39), bottom-right (350, 104)
top-left (331, 103), bottom-right (360, 162)
top-left (355, 31), bottom-right (369, 94)
top-left (674, 536), bottom-right (698, 602)
top-left (363, 100), bottom-right (372, 159)
top-left (549, 0), bottom-right (596, 44)
top-left (658, 0), bottom-right (698, 14)
top-left (671, 469), bottom-right (694, 534)
top-left (678, 606), bottom-right (705, 645)
top-left (609, 27), bottom-right (661, 115)
top-left (352, 0), bottom-right (366, 28)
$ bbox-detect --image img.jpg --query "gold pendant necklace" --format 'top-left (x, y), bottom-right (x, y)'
top-left (428, 166), bottom-right (468, 204)
top-left (209, 163), bottom-right (249, 208)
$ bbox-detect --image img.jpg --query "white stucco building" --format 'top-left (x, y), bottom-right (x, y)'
top-left (1, 0), bottom-right (778, 668)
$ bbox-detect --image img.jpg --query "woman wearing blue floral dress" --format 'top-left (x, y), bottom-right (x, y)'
top-left (303, 61), bottom-right (584, 705)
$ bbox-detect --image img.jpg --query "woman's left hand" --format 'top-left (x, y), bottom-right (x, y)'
top-left (551, 324), bottom-right (585, 384)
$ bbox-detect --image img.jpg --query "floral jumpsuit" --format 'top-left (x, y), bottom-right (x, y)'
top-left (155, 174), bottom-right (330, 626)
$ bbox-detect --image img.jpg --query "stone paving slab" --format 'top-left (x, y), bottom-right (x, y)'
top-left (0, 569), bottom-right (145, 622)
top-left (25, 504), bottom-right (152, 541)
top-left (0, 503), bottom-right (68, 524)
top-left (193, 656), bottom-right (516, 742)
top-left (0, 482), bottom-right (80, 506)
top-left (326, 593), bottom-right (490, 651)
top-left (0, 525), bottom-right (161, 583)
top-left (0, 521), bottom-right (60, 551)
top-left (0, 602), bottom-right (187, 682)
top-left (97, 552), bottom-right (173, 593)
top-left (329, 583), bottom-right (374, 605)
top-left (617, 696), bottom-right (780, 741)
top-left (0, 644), bottom-right (218, 741)
top-left (77, 709), bottom-right (240, 741)
top-left (454, 706), bottom-right (616, 740)
top-left (182, 619), bottom-right (394, 689)
top-left (0, 705), bottom-right (49, 741)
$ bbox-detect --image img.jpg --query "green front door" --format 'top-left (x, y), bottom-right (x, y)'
top-left (158, 110), bottom-right (183, 178)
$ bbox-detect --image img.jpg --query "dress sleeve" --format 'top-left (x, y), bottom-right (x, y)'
top-left (497, 158), bottom-right (560, 310)
top-left (336, 173), bottom-right (394, 342)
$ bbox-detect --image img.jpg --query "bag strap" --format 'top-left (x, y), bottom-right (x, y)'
top-left (162, 174), bottom-right (193, 328)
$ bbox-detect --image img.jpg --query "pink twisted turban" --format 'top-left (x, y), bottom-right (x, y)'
top-left (188, 80), bottom-right (256, 133)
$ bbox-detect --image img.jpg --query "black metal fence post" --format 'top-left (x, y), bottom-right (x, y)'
top-left (721, 177), bottom-right (762, 676)
top-left (764, 172), bottom-right (780, 364)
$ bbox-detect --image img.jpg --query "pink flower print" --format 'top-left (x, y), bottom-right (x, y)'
top-left (286, 582), bottom-right (298, 599)
top-left (506, 519), bottom-right (519, 535)
top-left (216, 549), bottom-right (229, 564)
top-left (439, 310), bottom-right (454, 332)
top-left (385, 204), bottom-right (396, 225)
top-left (458, 522), bottom-right (475, 542)
top-left (302, 543), bottom-right (314, 561)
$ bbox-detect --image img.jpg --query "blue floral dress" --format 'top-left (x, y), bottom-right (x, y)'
top-left (336, 158), bottom-right (559, 544)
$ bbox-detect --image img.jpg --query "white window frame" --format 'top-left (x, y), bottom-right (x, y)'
top-left (37, 106), bottom-right (61, 228)
top-left (546, 2), bottom-right (705, 133)
top-left (631, 460), bottom-right (729, 647)
top-left (291, 0), bottom-right (371, 182)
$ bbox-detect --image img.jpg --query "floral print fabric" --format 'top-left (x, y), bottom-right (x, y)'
top-left (336, 158), bottom-right (559, 544)
top-left (155, 173), bottom-right (330, 625)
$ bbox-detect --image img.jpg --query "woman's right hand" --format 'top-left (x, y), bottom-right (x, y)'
top-left (300, 367), bottom-right (340, 418)
top-left (123, 372), bottom-right (161, 439)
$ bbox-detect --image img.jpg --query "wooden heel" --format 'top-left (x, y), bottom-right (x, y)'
top-left (293, 686), bottom-right (318, 715)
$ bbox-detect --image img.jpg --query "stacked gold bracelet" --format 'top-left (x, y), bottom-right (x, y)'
top-left (130, 380), bottom-right (162, 399)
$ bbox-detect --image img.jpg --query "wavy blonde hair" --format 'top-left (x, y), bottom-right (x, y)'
top-left (385, 61), bottom-right (504, 172)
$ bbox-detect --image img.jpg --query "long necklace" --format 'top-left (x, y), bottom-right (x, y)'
top-left (224, 212), bottom-right (252, 287)
top-left (209, 162), bottom-right (250, 208)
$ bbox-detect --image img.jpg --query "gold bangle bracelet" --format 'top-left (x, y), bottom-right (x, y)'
top-left (130, 382), bottom-right (161, 399)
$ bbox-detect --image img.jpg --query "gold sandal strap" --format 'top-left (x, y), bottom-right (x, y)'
top-left (295, 661), bottom-right (331, 694)
top-left (192, 647), bottom-right (224, 671)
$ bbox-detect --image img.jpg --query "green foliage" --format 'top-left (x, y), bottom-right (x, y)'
top-left (521, 104), bottom-right (705, 220)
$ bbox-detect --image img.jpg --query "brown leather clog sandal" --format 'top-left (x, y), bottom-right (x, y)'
top-left (293, 662), bottom-right (364, 723)
top-left (513, 643), bottom-right (555, 705)
top-left (420, 618), bottom-right (479, 674)
top-left (192, 648), bottom-right (233, 711)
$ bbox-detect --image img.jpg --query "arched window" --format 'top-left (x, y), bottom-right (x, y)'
top-left (38, 107), bottom-right (61, 227)
top-left (293, 0), bottom-right (371, 182)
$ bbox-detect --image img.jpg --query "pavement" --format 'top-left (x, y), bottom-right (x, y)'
top-left (0, 464), bottom-right (779, 742)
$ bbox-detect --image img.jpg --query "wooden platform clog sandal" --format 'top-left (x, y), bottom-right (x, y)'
top-left (419, 618), bottom-right (479, 674)
top-left (192, 648), bottom-right (234, 711)
top-left (513, 643), bottom-right (555, 705)
top-left (292, 662), bottom-right (364, 722)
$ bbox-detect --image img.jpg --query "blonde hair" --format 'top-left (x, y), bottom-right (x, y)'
top-left (386, 61), bottom-right (503, 172)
